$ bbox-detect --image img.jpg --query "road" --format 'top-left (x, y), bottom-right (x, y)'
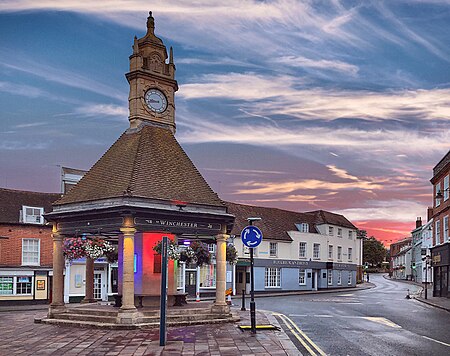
top-left (255, 274), bottom-right (450, 356)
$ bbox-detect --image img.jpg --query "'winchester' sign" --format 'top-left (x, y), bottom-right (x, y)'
top-left (135, 218), bottom-right (222, 232)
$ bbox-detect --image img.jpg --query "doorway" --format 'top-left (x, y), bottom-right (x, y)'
top-left (311, 270), bottom-right (318, 291)
top-left (94, 272), bottom-right (106, 301)
top-left (185, 270), bottom-right (197, 297)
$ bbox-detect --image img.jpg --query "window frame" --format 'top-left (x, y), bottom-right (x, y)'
top-left (436, 183), bottom-right (442, 207)
top-left (327, 270), bottom-right (333, 285)
top-left (436, 220), bottom-right (441, 244)
top-left (269, 242), bottom-right (278, 257)
top-left (299, 242), bottom-right (307, 259)
top-left (337, 270), bottom-right (342, 285)
top-left (22, 238), bottom-right (40, 266)
top-left (328, 226), bottom-right (334, 236)
top-left (298, 269), bottom-right (306, 285)
top-left (22, 205), bottom-right (44, 225)
top-left (337, 246), bottom-right (342, 261)
top-left (337, 228), bottom-right (342, 238)
top-left (296, 223), bottom-right (309, 233)
top-left (444, 216), bottom-right (449, 242)
top-left (328, 245), bottom-right (333, 260)
top-left (444, 175), bottom-right (449, 201)
top-left (348, 230), bottom-right (353, 239)
top-left (313, 243), bottom-right (320, 259)
top-left (348, 247), bottom-right (353, 261)
top-left (265, 267), bottom-right (281, 288)
top-left (348, 271), bottom-right (352, 285)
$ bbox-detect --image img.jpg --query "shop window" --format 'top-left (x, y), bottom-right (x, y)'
top-left (0, 277), bottom-right (13, 295)
top-left (298, 270), bottom-right (306, 285)
top-left (265, 267), bottom-right (281, 288)
top-left (16, 276), bottom-right (32, 295)
top-left (199, 264), bottom-right (216, 288)
top-left (327, 270), bottom-right (333, 285)
top-left (22, 239), bottom-right (40, 266)
top-left (337, 271), bottom-right (342, 285)
top-left (348, 272), bottom-right (352, 285)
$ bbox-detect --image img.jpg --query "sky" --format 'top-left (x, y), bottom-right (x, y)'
top-left (1, 1), bottom-right (450, 245)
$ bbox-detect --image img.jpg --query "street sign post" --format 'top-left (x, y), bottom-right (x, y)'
top-left (159, 236), bottom-right (168, 346)
top-left (241, 221), bottom-right (263, 334)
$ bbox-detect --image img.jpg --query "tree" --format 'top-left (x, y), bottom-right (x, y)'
top-left (363, 236), bottom-right (387, 267)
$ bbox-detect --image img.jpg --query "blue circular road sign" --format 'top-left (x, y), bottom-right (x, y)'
top-left (241, 226), bottom-right (263, 248)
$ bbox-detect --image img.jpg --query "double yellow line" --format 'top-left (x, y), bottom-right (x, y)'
top-left (273, 313), bottom-right (327, 356)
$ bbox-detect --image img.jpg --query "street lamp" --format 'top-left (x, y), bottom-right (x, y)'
top-left (422, 254), bottom-right (431, 299)
top-left (247, 217), bottom-right (261, 335)
top-left (435, 188), bottom-right (450, 200)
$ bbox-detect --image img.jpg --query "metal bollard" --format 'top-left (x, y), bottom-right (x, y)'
top-left (241, 289), bottom-right (246, 311)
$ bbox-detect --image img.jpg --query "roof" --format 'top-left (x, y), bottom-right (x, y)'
top-left (305, 210), bottom-right (357, 230)
top-left (54, 125), bottom-right (224, 208)
top-left (0, 188), bottom-right (60, 224)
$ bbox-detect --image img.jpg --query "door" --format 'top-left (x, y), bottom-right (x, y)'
top-left (185, 270), bottom-right (197, 297)
top-left (311, 271), bottom-right (317, 291)
top-left (236, 267), bottom-right (246, 295)
top-left (94, 272), bottom-right (106, 301)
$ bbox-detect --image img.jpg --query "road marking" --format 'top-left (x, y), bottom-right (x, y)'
top-left (289, 314), bottom-right (308, 317)
top-left (339, 302), bottom-right (362, 305)
top-left (422, 335), bottom-right (450, 347)
top-left (273, 312), bottom-right (327, 356)
top-left (314, 315), bottom-right (333, 318)
top-left (363, 317), bottom-right (402, 328)
top-left (337, 293), bottom-right (355, 297)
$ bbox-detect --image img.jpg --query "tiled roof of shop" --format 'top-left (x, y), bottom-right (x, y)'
top-left (54, 125), bottom-right (224, 207)
top-left (0, 188), bottom-right (60, 224)
top-left (225, 202), bottom-right (357, 241)
top-left (225, 202), bottom-right (315, 241)
top-left (306, 210), bottom-right (357, 229)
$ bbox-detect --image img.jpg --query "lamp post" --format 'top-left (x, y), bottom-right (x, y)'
top-left (423, 254), bottom-right (431, 299)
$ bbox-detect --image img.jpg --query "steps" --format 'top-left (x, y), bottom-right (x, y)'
top-left (37, 306), bottom-right (239, 330)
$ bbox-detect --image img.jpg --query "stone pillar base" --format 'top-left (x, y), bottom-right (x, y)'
top-left (117, 308), bottom-right (140, 325)
top-left (48, 304), bottom-right (66, 318)
top-left (80, 298), bottom-right (97, 304)
top-left (210, 303), bottom-right (230, 315)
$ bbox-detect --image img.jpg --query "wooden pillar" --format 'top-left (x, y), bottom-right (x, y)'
top-left (213, 232), bottom-right (229, 311)
top-left (49, 224), bottom-right (65, 316)
top-left (81, 257), bottom-right (95, 303)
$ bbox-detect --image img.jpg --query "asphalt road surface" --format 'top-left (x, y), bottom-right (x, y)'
top-left (254, 274), bottom-right (450, 356)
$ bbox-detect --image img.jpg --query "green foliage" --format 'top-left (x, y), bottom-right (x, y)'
top-left (363, 236), bottom-right (387, 267)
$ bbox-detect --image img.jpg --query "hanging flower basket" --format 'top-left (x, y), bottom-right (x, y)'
top-left (85, 238), bottom-right (115, 260)
top-left (179, 246), bottom-right (195, 264)
top-left (190, 241), bottom-right (211, 266)
top-left (153, 239), bottom-right (180, 260)
top-left (226, 244), bottom-right (238, 265)
top-left (63, 237), bottom-right (86, 261)
top-left (105, 246), bottom-right (119, 263)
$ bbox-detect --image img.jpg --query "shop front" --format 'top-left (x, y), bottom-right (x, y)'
top-left (432, 243), bottom-right (450, 298)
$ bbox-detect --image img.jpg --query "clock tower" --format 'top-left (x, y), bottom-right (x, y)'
top-left (126, 12), bottom-right (178, 132)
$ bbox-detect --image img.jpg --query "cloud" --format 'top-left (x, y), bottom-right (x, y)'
top-left (0, 81), bottom-right (46, 98)
top-left (233, 178), bottom-right (384, 195)
top-left (75, 103), bottom-right (128, 118)
top-left (0, 59), bottom-right (125, 101)
top-left (179, 73), bottom-right (450, 122)
top-left (327, 165), bottom-right (359, 181)
top-left (276, 56), bottom-right (359, 75)
top-left (336, 200), bottom-right (427, 222)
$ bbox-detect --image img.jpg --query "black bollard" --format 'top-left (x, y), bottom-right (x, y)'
top-left (241, 289), bottom-right (246, 311)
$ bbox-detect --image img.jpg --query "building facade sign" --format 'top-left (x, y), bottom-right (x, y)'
top-left (134, 218), bottom-right (222, 232)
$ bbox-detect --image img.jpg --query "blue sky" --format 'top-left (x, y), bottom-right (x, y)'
top-left (1, 1), bottom-right (450, 242)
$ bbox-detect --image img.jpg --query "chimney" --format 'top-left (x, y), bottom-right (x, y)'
top-left (416, 217), bottom-right (422, 229)
top-left (427, 207), bottom-right (433, 222)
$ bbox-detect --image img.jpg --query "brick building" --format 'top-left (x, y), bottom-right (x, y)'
top-left (0, 188), bottom-right (60, 303)
top-left (430, 150), bottom-right (450, 298)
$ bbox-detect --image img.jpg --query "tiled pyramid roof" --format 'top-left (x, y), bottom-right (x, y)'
top-left (54, 125), bottom-right (223, 207)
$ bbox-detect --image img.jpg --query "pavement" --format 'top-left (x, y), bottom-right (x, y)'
top-left (383, 274), bottom-right (450, 312)
top-left (0, 283), bottom-right (375, 355)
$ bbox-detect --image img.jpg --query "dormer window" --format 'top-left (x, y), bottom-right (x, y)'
top-left (21, 206), bottom-right (44, 224)
top-left (296, 223), bottom-right (309, 233)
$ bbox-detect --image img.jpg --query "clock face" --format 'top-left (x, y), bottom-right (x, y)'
top-left (144, 89), bottom-right (167, 113)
